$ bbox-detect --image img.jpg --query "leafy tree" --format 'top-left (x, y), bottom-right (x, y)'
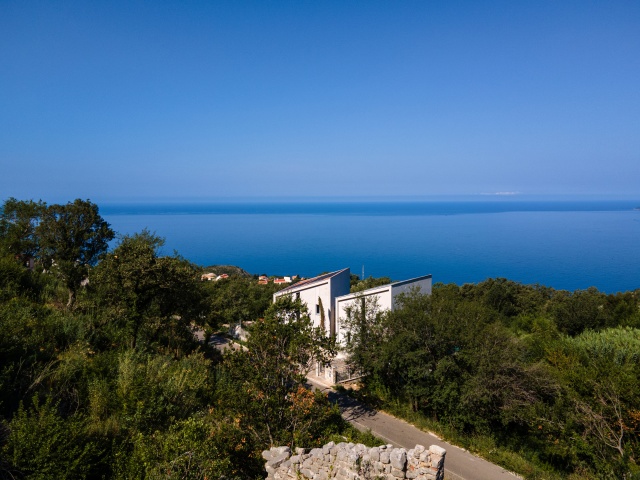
top-left (114, 415), bottom-right (254, 479)
top-left (37, 199), bottom-right (114, 307)
top-left (91, 230), bottom-right (207, 354)
top-left (548, 287), bottom-right (612, 335)
top-left (540, 328), bottom-right (640, 476)
top-left (205, 275), bottom-right (280, 330)
top-left (2, 397), bottom-right (102, 479)
top-left (350, 275), bottom-right (392, 293)
top-left (340, 292), bottom-right (386, 377)
top-left (221, 296), bottom-right (338, 448)
top-left (0, 197), bottom-right (45, 266)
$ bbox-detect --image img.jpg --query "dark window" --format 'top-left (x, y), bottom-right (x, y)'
top-left (316, 304), bottom-right (320, 314)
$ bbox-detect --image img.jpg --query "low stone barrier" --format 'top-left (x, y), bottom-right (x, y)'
top-left (263, 441), bottom-right (446, 480)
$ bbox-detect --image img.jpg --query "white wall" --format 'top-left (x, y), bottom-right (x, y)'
top-left (334, 275), bottom-right (432, 351)
top-left (273, 269), bottom-right (351, 336)
top-left (390, 276), bottom-right (432, 305)
top-left (335, 286), bottom-right (392, 350)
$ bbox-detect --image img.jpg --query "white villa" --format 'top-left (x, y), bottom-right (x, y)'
top-left (272, 268), bottom-right (351, 336)
top-left (273, 268), bottom-right (432, 384)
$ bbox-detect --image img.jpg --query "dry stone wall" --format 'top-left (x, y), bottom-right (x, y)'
top-left (263, 441), bottom-right (446, 480)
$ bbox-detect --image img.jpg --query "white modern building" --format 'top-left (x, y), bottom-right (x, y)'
top-left (273, 269), bottom-right (432, 384)
top-left (334, 274), bottom-right (433, 351)
top-left (272, 268), bottom-right (351, 336)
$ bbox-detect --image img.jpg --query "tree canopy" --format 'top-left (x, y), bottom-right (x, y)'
top-left (0, 199), bottom-right (365, 479)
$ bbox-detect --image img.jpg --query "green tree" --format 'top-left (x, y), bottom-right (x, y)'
top-left (540, 328), bottom-right (640, 477)
top-left (340, 293), bottom-right (386, 378)
top-left (37, 199), bottom-right (114, 307)
top-left (91, 230), bottom-right (207, 354)
top-left (2, 397), bottom-right (101, 480)
top-left (221, 296), bottom-right (337, 448)
top-left (0, 197), bottom-right (45, 266)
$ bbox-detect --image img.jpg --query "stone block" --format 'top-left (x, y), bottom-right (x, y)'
top-left (405, 467), bottom-right (418, 479)
top-left (391, 466), bottom-right (406, 478)
top-left (267, 452), bottom-right (291, 470)
top-left (428, 445), bottom-right (446, 457)
top-left (390, 448), bottom-right (407, 470)
top-left (354, 443), bottom-right (368, 454)
top-left (380, 450), bottom-right (391, 463)
top-left (369, 446), bottom-right (380, 461)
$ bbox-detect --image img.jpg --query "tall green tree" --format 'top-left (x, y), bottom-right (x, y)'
top-left (37, 199), bottom-right (114, 307)
top-left (91, 230), bottom-right (207, 354)
top-left (221, 296), bottom-right (337, 448)
top-left (0, 197), bottom-right (46, 266)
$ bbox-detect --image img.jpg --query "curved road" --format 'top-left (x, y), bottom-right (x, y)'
top-left (307, 377), bottom-right (520, 480)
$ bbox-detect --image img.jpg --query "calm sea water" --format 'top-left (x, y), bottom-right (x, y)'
top-left (101, 199), bottom-right (640, 293)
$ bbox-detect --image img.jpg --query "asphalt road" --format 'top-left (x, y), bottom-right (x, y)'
top-left (307, 376), bottom-right (520, 480)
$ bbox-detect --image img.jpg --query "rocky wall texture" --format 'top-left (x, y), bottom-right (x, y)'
top-left (262, 441), bottom-right (446, 480)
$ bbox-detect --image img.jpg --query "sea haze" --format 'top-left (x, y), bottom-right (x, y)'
top-left (101, 199), bottom-right (640, 293)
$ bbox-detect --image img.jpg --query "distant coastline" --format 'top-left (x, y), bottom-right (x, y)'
top-left (100, 197), bottom-right (640, 217)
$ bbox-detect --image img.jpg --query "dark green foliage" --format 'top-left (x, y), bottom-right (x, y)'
top-left (205, 274), bottom-right (280, 329)
top-left (3, 397), bottom-right (102, 480)
top-left (0, 198), bottom-right (45, 265)
top-left (37, 199), bottom-right (115, 307)
top-left (2, 199), bottom-right (639, 479)
top-left (348, 279), bottom-right (640, 479)
top-left (91, 230), bottom-right (208, 354)
top-left (0, 199), bottom-right (356, 479)
top-left (220, 297), bottom-right (339, 449)
top-left (350, 275), bottom-right (393, 293)
top-left (203, 264), bottom-right (251, 277)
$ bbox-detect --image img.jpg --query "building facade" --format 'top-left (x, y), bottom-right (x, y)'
top-left (334, 274), bottom-right (433, 352)
top-left (273, 270), bottom-right (432, 384)
top-left (272, 268), bottom-right (351, 337)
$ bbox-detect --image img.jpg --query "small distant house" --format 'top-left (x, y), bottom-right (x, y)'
top-left (258, 279), bottom-right (269, 285)
top-left (201, 273), bottom-right (216, 281)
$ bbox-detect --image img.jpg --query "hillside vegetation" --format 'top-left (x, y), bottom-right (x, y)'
top-left (0, 198), bottom-right (370, 479)
top-left (343, 278), bottom-right (640, 479)
top-left (1, 198), bottom-right (639, 479)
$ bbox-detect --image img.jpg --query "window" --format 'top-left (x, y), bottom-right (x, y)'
top-left (316, 304), bottom-right (320, 314)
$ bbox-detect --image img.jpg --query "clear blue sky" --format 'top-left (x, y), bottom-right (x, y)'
top-left (1, 0), bottom-right (639, 202)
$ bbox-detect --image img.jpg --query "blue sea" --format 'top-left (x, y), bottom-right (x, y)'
top-left (100, 198), bottom-right (640, 293)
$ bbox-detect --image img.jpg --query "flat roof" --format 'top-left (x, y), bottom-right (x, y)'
top-left (336, 274), bottom-right (432, 300)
